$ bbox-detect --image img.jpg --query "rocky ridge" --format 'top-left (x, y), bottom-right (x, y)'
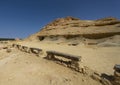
top-left (26, 16), bottom-right (120, 46)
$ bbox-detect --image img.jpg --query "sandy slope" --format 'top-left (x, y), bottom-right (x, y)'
top-left (0, 48), bottom-right (101, 85)
top-left (17, 41), bottom-right (120, 75)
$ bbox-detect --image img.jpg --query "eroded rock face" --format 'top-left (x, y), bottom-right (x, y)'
top-left (113, 65), bottom-right (120, 85)
top-left (25, 16), bottom-right (120, 46)
top-left (96, 17), bottom-right (118, 21)
top-left (90, 64), bottom-right (120, 85)
top-left (91, 72), bottom-right (112, 85)
top-left (47, 17), bottom-right (120, 27)
top-left (47, 16), bottom-right (79, 27)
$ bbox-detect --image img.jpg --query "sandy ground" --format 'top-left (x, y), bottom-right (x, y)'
top-left (0, 40), bottom-right (120, 85)
top-left (0, 47), bottom-right (101, 85)
top-left (17, 41), bottom-right (120, 75)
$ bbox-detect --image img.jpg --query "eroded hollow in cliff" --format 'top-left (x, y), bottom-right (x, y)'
top-left (38, 36), bottom-right (45, 41)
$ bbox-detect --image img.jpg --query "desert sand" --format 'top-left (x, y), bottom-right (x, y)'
top-left (0, 43), bottom-right (102, 85)
top-left (16, 41), bottom-right (120, 75)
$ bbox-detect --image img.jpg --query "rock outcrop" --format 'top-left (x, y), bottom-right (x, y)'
top-left (25, 17), bottom-right (120, 46)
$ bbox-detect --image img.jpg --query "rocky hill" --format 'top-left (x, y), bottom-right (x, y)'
top-left (26, 16), bottom-right (120, 46)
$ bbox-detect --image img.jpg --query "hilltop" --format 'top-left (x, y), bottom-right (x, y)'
top-left (26, 16), bottom-right (120, 46)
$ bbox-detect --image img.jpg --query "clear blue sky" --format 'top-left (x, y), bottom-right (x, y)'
top-left (0, 0), bottom-right (120, 38)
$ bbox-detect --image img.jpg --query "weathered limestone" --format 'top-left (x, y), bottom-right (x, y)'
top-left (46, 51), bottom-right (81, 72)
top-left (30, 47), bottom-right (42, 56)
top-left (12, 44), bottom-right (43, 56)
top-left (12, 44), bottom-right (83, 72)
top-left (21, 46), bottom-right (30, 53)
top-left (113, 64), bottom-right (120, 85)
